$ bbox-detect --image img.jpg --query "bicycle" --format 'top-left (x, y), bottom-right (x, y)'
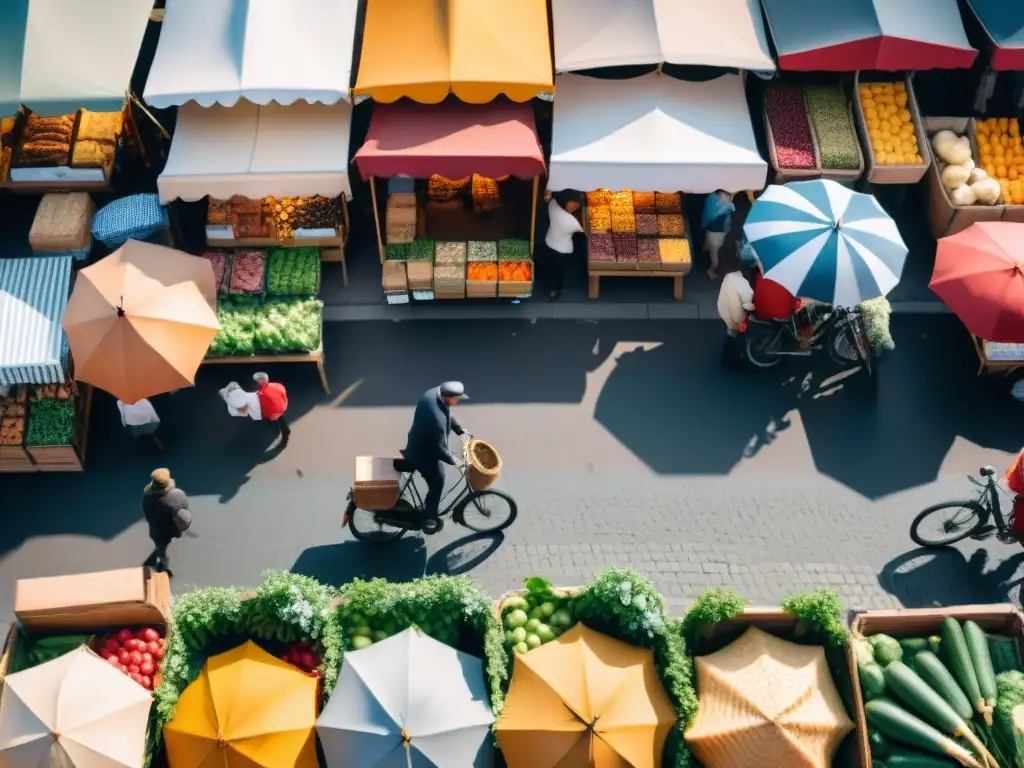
top-left (910, 466), bottom-right (1020, 547)
top-left (343, 435), bottom-right (518, 543)
top-left (742, 303), bottom-right (872, 373)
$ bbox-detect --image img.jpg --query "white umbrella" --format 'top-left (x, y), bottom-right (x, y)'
top-left (317, 627), bottom-right (494, 768)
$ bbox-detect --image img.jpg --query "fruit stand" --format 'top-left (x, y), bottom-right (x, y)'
top-left (353, 100), bottom-right (546, 304)
top-left (548, 73), bottom-right (766, 300)
top-left (852, 74), bottom-right (932, 184)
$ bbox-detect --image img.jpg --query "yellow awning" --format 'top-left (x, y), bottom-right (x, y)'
top-left (353, 0), bottom-right (552, 104)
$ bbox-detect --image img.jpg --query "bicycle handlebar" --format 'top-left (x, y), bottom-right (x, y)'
top-left (967, 475), bottom-right (985, 488)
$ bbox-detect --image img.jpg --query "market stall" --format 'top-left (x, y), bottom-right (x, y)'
top-left (551, 0), bottom-right (773, 73)
top-left (0, 0), bottom-right (152, 191)
top-left (353, 100), bottom-right (545, 303)
top-left (547, 73), bottom-right (766, 300)
top-left (0, 255), bottom-right (91, 473)
top-left (353, 0), bottom-right (552, 104)
top-left (962, 0), bottom-right (1024, 71)
top-left (157, 101), bottom-right (352, 279)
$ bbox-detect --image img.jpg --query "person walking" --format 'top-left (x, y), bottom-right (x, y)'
top-left (253, 372), bottom-right (290, 447)
top-left (117, 397), bottom-right (163, 451)
top-left (141, 468), bottom-right (191, 576)
top-left (701, 190), bottom-right (736, 280)
top-left (219, 381), bottom-right (262, 420)
top-left (541, 192), bottom-right (583, 300)
top-left (717, 271), bottom-right (755, 369)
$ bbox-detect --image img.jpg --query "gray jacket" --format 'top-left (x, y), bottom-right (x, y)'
top-left (402, 387), bottom-right (464, 466)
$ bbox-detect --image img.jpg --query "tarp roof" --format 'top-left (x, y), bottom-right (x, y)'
top-left (964, 0), bottom-right (1024, 70)
top-left (0, 0), bottom-right (152, 118)
top-left (552, 0), bottom-right (774, 72)
top-left (761, 0), bottom-right (977, 71)
top-left (548, 73), bottom-right (766, 194)
top-left (157, 101), bottom-right (354, 204)
top-left (353, 0), bottom-right (553, 104)
top-left (144, 0), bottom-right (358, 108)
top-left (353, 100), bottom-right (544, 180)
top-left (0, 255), bottom-right (71, 386)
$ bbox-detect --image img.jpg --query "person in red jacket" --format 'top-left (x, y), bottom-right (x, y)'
top-left (750, 268), bottom-right (813, 341)
top-left (253, 372), bottom-right (290, 447)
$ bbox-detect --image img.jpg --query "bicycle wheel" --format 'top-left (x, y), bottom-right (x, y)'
top-left (743, 326), bottom-right (783, 368)
top-left (346, 499), bottom-right (410, 544)
top-left (910, 500), bottom-right (987, 547)
top-left (455, 489), bottom-right (518, 533)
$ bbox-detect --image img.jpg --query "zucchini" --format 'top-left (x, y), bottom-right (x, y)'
top-left (942, 617), bottom-right (985, 721)
top-left (963, 621), bottom-right (997, 725)
top-left (869, 728), bottom-right (892, 758)
top-left (865, 699), bottom-right (983, 768)
top-left (987, 634), bottom-right (1022, 674)
top-left (886, 749), bottom-right (959, 766)
top-left (884, 662), bottom-right (996, 768)
top-left (929, 635), bottom-right (942, 655)
top-left (914, 651), bottom-right (973, 721)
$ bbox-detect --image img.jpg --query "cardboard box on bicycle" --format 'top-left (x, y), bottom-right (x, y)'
top-left (0, 567), bottom-right (171, 683)
top-left (847, 604), bottom-right (1024, 768)
top-left (354, 456), bottom-right (401, 510)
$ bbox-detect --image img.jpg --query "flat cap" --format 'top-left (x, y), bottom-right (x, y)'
top-left (439, 381), bottom-right (468, 400)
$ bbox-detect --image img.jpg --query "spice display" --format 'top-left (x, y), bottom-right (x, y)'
top-left (467, 241), bottom-right (497, 262)
top-left (202, 251), bottom-right (230, 294)
top-left (266, 247), bottom-right (320, 296)
top-left (386, 195), bottom-right (416, 244)
top-left (860, 82), bottom-right (922, 166)
top-left (659, 238), bottom-right (691, 265)
top-left (18, 114), bottom-right (73, 166)
top-left (0, 387), bottom-right (27, 446)
top-left (588, 233), bottom-right (615, 262)
top-left (77, 111), bottom-right (121, 141)
top-left (435, 241), bottom-right (468, 265)
top-left (467, 263), bottom-right (498, 281)
top-left (408, 238), bottom-right (435, 261)
top-left (471, 174), bottom-right (501, 213)
top-left (586, 190), bottom-right (611, 207)
top-left (805, 85), bottom-right (859, 170)
top-left (498, 261), bottom-right (532, 282)
top-left (385, 243), bottom-right (411, 261)
top-left (610, 191), bottom-right (636, 233)
top-left (498, 239), bottom-right (530, 262)
top-left (207, 297), bottom-right (323, 356)
top-left (71, 141), bottom-right (113, 168)
top-left (655, 192), bottom-right (683, 214)
top-left (292, 196), bottom-right (342, 231)
top-left (97, 627), bottom-right (166, 691)
top-left (433, 263), bottom-right (465, 297)
top-left (632, 192), bottom-right (657, 214)
top-left (612, 234), bottom-right (638, 261)
top-left (207, 199), bottom-right (233, 225)
top-left (765, 83), bottom-right (816, 170)
top-left (976, 117), bottom-right (1024, 204)
top-left (427, 175), bottom-right (469, 202)
top-left (658, 214), bottom-right (685, 236)
top-left (587, 205), bottom-right (611, 233)
top-left (26, 397), bottom-right (75, 446)
top-left (635, 213), bottom-right (658, 236)
top-left (228, 250), bottom-right (266, 295)
top-left (637, 239), bottom-right (660, 263)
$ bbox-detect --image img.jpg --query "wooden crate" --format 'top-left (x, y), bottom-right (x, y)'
top-left (0, 444), bottom-right (35, 473)
top-left (763, 88), bottom-right (822, 184)
top-left (466, 280), bottom-right (497, 298)
top-left (848, 604), bottom-right (1024, 768)
top-left (498, 260), bottom-right (533, 297)
top-left (852, 72), bottom-right (931, 185)
top-left (26, 444), bottom-right (83, 471)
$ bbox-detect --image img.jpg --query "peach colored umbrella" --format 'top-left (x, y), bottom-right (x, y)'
top-left (62, 239), bottom-right (219, 402)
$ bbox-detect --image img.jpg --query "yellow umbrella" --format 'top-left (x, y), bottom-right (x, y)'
top-left (164, 640), bottom-right (318, 768)
top-left (496, 623), bottom-right (677, 768)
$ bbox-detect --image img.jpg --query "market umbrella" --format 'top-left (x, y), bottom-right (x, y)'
top-left (931, 221), bottom-right (1024, 342)
top-left (684, 627), bottom-right (853, 768)
top-left (317, 626), bottom-right (494, 768)
top-left (164, 640), bottom-right (318, 768)
top-left (495, 623), bottom-right (677, 768)
top-left (743, 179), bottom-right (907, 306)
top-left (0, 645), bottom-right (152, 768)
top-left (62, 239), bottom-right (219, 403)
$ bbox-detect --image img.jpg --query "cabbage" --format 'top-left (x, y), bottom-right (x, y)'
top-left (207, 296), bottom-right (323, 356)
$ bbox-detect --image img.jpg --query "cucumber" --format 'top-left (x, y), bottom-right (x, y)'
top-left (913, 651), bottom-right (973, 721)
top-left (901, 638), bottom-right (931, 657)
top-left (987, 634), bottom-right (1022, 674)
top-left (869, 728), bottom-right (891, 758)
top-left (886, 749), bottom-right (959, 767)
top-left (928, 636), bottom-right (942, 655)
top-left (865, 699), bottom-right (983, 768)
top-left (963, 620), bottom-right (997, 726)
top-left (941, 617), bottom-right (984, 720)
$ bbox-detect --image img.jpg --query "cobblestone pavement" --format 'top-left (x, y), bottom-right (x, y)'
top-left (4, 316), bottom-right (1023, 629)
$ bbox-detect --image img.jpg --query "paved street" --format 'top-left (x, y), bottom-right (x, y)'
top-left (4, 315), bottom-right (1024, 627)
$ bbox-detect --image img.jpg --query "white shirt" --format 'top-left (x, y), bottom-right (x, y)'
top-left (117, 398), bottom-right (159, 427)
top-left (220, 386), bottom-right (262, 420)
top-left (717, 271), bottom-right (755, 331)
top-left (545, 199), bottom-right (582, 254)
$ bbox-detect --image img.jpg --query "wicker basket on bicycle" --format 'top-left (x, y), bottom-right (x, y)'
top-left (467, 439), bottom-right (502, 491)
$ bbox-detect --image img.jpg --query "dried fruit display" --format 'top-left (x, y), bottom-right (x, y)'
top-left (497, 239), bottom-right (530, 262)
top-left (30, 384), bottom-right (74, 401)
top-left (659, 238), bottom-right (691, 265)
top-left (610, 192), bottom-right (635, 233)
top-left (805, 85), bottom-right (859, 170)
top-left (467, 263), bottom-right (498, 281)
top-left (586, 190), bottom-right (611, 207)
top-left (612, 234), bottom-right (638, 261)
top-left (655, 193), bottom-right (683, 214)
top-left (635, 213), bottom-right (658, 236)
top-left (588, 205), bottom-right (611, 233)
top-left (637, 239), bottom-right (660, 263)
top-left (860, 82), bottom-right (922, 166)
top-left (292, 196), bottom-right (343, 230)
top-left (498, 261), bottom-right (531, 282)
top-left (435, 241), bottom-right (468, 265)
top-left (0, 387), bottom-right (25, 445)
top-left (428, 175), bottom-right (469, 202)
top-left (471, 174), bottom-right (501, 213)
top-left (207, 199), bottom-right (232, 225)
top-left (588, 233), bottom-right (615, 262)
top-left (467, 241), bottom-right (497, 262)
top-left (632, 192), bottom-right (657, 214)
top-left (203, 251), bottom-right (230, 294)
top-left (658, 214), bottom-right (685, 236)
top-left (765, 83), bottom-right (816, 170)
top-left (229, 250), bottom-right (266, 295)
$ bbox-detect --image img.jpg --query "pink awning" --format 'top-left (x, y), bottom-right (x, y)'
top-left (354, 100), bottom-right (545, 180)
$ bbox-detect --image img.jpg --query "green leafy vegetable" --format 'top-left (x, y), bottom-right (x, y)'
top-left (266, 247), bottom-right (320, 296)
top-left (681, 587), bottom-right (748, 654)
top-left (386, 243), bottom-right (411, 261)
top-left (781, 588), bottom-right (850, 647)
top-left (859, 297), bottom-right (895, 355)
top-left (497, 238), bottom-right (530, 261)
top-left (207, 297), bottom-right (323, 356)
top-left (25, 397), bottom-right (75, 446)
top-left (408, 238), bottom-right (435, 261)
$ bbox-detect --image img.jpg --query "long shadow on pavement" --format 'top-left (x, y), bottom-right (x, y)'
top-left (879, 546), bottom-right (1024, 607)
top-left (292, 537), bottom-right (428, 587)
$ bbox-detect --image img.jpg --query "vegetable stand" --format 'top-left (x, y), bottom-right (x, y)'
top-left (548, 73), bottom-right (767, 301)
top-left (205, 341), bottom-right (329, 395)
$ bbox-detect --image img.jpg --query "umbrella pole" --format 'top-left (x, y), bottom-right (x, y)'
top-left (370, 176), bottom-right (385, 264)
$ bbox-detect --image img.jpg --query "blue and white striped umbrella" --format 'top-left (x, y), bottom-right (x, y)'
top-left (743, 180), bottom-right (907, 306)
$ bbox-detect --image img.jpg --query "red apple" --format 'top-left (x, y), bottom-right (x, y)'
top-left (117, 649), bottom-right (130, 665)
top-left (142, 628), bottom-right (160, 643)
top-left (140, 661), bottom-right (155, 676)
top-left (146, 641), bottom-right (160, 656)
top-left (116, 629), bottom-right (133, 644)
top-left (123, 638), bottom-right (138, 652)
top-left (128, 650), bottom-right (143, 666)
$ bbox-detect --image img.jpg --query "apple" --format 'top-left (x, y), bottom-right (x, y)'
top-left (124, 638), bottom-right (139, 652)
top-left (117, 649), bottom-right (130, 665)
top-left (146, 641), bottom-right (160, 656)
top-left (140, 661), bottom-right (155, 676)
top-left (116, 629), bottom-right (133, 644)
top-left (142, 628), bottom-right (160, 643)
top-left (128, 650), bottom-right (143, 666)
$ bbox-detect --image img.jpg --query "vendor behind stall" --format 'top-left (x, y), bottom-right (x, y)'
top-left (540, 191), bottom-right (583, 300)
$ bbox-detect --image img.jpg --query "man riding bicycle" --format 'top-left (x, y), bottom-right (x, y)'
top-left (399, 381), bottom-right (469, 525)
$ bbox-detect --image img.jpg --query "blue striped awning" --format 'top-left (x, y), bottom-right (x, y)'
top-left (0, 255), bottom-right (72, 385)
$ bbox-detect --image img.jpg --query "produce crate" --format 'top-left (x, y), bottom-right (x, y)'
top-left (923, 117), bottom-right (1003, 238)
top-left (493, 586), bottom-right (582, 623)
top-left (23, 383), bottom-right (91, 472)
top-left (763, 88), bottom-right (823, 184)
top-left (848, 604), bottom-right (1024, 768)
top-left (691, 607), bottom-right (866, 768)
top-left (0, 445), bottom-right (34, 472)
top-left (808, 95), bottom-right (864, 184)
top-left (466, 279), bottom-right (497, 298)
top-left (852, 72), bottom-right (931, 185)
top-left (381, 260), bottom-right (408, 293)
top-left (497, 260), bottom-right (533, 298)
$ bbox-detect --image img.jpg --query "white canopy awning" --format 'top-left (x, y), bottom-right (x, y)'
top-left (157, 101), bottom-right (354, 203)
top-left (548, 73), bottom-right (767, 194)
top-left (144, 0), bottom-right (358, 108)
top-left (552, 0), bottom-right (774, 72)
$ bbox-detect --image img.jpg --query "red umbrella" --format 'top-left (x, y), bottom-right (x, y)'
top-left (931, 222), bottom-right (1024, 342)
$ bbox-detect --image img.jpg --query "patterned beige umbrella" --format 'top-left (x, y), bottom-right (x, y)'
top-left (0, 645), bottom-right (152, 768)
top-left (684, 626), bottom-right (853, 768)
